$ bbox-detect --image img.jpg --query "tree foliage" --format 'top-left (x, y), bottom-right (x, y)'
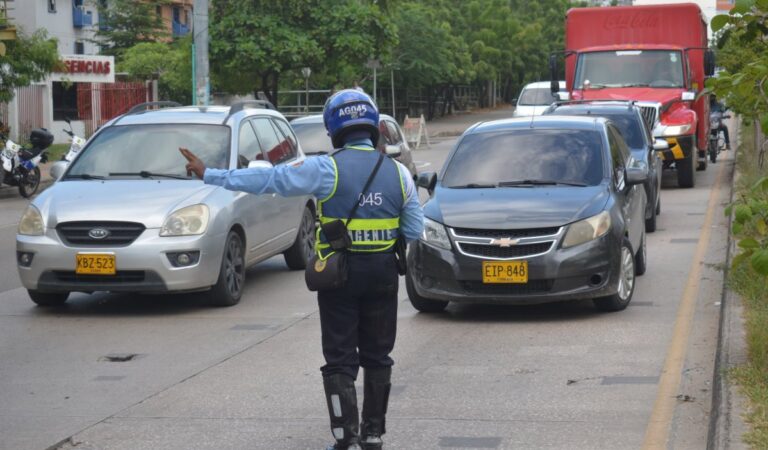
top-left (119, 37), bottom-right (192, 104)
top-left (93, 0), bottom-right (170, 58)
top-left (0, 29), bottom-right (61, 103)
top-left (210, 0), bottom-right (396, 106)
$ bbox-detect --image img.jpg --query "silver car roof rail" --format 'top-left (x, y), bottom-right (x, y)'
top-left (112, 101), bottom-right (183, 125)
top-left (221, 100), bottom-right (275, 124)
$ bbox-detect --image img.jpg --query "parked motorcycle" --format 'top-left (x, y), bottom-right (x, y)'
top-left (61, 117), bottom-right (86, 162)
top-left (0, 128), bottom-right (54, 198)
top-left (709, 111), bottom-right (730, 163)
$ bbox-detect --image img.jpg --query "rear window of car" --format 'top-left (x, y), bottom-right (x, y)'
top-left (292, 121), bottom-right (332, 154)
top-left (443, 129), bottom-right (605, 187)
top-left (553, 110), bottom-right (645, 148)
top-left (67, 124), bottom-right (230, 178)
top-left (518, 88), bottom-right (557, 106)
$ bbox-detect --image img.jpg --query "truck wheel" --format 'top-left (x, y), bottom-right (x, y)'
top-left (28, 290), bottom-right (69, 307)
top-left (644, 209), bottom-right (657, 233)
top-left (593, 238), bottom-right (635, 312)
top-left (676, 155), bottom-right (695, 188)
top-left (634, 232), bottom-right (647, 276)
top-left (406, 273), bottom-right (448, 313)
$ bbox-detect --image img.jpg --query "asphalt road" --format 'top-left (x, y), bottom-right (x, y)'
top-left (0, 137), bottom-right (733, 450)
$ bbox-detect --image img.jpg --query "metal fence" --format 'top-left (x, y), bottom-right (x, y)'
top-left (77, 82), bottom-right (152, 136)
top-left (15, 85), bottom-right (46, 142)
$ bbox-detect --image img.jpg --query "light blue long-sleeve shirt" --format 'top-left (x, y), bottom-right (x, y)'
top-left (203, 143), bottom-right (424, 242)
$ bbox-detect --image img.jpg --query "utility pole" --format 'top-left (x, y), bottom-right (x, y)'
top-left (193, 0), bottom-right (209, 105)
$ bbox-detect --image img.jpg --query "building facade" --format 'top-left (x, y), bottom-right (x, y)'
top-left (3, 0), bottom-right (190, 143)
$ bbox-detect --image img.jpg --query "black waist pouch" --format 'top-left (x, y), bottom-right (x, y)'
top-left (305, 251), bottom-right (348, 292)
top-left (305, 220), bottom-right (351, 291)
top-left (394, 237), bottom-right (407, 276)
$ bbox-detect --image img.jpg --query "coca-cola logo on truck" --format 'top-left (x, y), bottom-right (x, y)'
top-left (603, 13), bottom-right (659, 30)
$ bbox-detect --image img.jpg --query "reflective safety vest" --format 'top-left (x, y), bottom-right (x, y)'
top-left (317, 145), bottom-right (406, 259)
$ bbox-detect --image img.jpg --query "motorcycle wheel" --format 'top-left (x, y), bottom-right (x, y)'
top-left (709, 140), bottom-right (718, 164)
top-left (18, 166), bottom-right (41, 198)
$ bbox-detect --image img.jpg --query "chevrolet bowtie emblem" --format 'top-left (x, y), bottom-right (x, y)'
top-left (490, 237), bottom-right (519, 247)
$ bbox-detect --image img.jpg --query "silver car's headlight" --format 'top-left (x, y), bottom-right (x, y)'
top-left (562, 211), bottom-right (611, 248)
top-left (160, 204), bottom-right (210, 236)
top-left (421, 217), bottom-right (451, 250)
top-left (18, 205), bottom-right (44, 236)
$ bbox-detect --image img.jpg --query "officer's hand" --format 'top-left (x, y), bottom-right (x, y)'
top-left (179, 147), bottom-right (206, 179)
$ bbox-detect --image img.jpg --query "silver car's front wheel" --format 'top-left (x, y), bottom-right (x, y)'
top-left (283, 206), bottom-right (316, 270)
top-left (207, 231), bottom-right (245, 307)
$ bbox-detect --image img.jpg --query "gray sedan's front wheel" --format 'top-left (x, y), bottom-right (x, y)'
top-left (593, 238), bottom-right (635, 312)
top-left (207, 231), bottom-right (245, 307)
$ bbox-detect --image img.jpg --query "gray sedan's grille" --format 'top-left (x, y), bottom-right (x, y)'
top-left (638, 105), bottom-right (659, 129)
top-left (451, 227), bottom-right (560, 239)
top-left (460, 280), bottom-right (553, 294)
top-left (56, 221), bottom-right (145, 246)
top-left (457, 242), bottom-right (553, 258)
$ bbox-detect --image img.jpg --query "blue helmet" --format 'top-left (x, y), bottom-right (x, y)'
top-left (323, 89), bottom-right (380, 148)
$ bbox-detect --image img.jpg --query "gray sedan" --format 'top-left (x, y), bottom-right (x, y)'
top-left (16, 103), bottom-right (315, 307)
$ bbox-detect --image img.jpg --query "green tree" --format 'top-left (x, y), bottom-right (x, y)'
top-left (0, 29), bottom-right (61, 103)
top-left (210, 0), bottom-right (396, 106)
top-left (92, 0), bottom-right (170, 58)
top-left (120, 37), bottom-right (192, 104)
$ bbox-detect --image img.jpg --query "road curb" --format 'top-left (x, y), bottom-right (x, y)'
top-left (707, 156), bottom-right (749, 449)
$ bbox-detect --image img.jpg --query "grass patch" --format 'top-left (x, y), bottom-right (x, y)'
top-left (729, 121), bottom-right (768, 448)
top-left (46, 144), bottom-right (69, 162)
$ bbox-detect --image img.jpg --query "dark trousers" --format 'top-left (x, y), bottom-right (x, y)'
top-left (318, 252), bottom-right (399, 380)
top-left (719, 124), bottom-right (730, 145)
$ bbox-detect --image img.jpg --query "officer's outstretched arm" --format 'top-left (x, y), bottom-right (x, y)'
top-left (202, 155), bottom-right (336, 199)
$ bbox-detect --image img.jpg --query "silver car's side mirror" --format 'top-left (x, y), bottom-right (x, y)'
top-left (653, 138), bottom-right (669, 152)
top-left (247, 160), bottom-right (273, 169)
top-left (385, 144), bottom-right (402, 158)
top-left (50, 161), bottom-right (68, 181)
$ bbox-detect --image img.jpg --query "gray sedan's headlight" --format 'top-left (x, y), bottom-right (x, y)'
top-left (18, 205), bottom-right (44, 236)
top-left (562, 211), bottom-right (611, 248)
top-left (160, 204), bottom-right (210, 236)
top-left (421, 217), bottom-right (451, 250)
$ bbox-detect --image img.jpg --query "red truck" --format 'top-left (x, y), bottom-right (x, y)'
top-left (552, 3), bottom-right (715, 188)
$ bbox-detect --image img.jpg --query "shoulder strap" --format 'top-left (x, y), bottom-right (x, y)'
top-left (345, 152), bottom-right (385, 226)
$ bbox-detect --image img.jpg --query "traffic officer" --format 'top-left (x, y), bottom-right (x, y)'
top-left (180, 89), bottom-right (424, 450)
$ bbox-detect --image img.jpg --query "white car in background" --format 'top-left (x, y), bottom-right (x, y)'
top-left (512, 81), bottom-right (566, 117)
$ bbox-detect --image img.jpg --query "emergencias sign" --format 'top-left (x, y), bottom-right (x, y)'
top-left (51, 55), bottom-right (115, 83)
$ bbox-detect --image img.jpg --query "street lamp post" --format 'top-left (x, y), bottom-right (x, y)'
top-left (301, 67), bottom-right (311, 114)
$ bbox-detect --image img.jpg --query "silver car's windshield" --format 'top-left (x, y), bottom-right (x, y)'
top-left (66, 124), bottom-right (231, 179)
top-left (443, 129), bottom-right (605, 187)
top-left (575, 50), bottom-right (684, 89)
top-left (518, 88), bottom-right (557, 106)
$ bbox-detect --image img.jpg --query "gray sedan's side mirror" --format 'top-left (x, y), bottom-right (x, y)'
top-left (385, 144), bottom-right (402, 158)
top-left (248, 160), bottom-right (273, 169)
top-left (50, 161), bottom-right (68, 181)
top-left (653, 138), bottom-right (669, 152)
top-left (626, 166), bottom-right (648, 185)
top-left (416, 171), bottom-right (437, 194)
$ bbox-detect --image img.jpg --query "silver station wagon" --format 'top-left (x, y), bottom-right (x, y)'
top-left (16, 102), bottom-right (315, 307)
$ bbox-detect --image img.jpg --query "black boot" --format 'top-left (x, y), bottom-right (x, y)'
top-left (323, 374), bottom-right (361, 450)
top-left (360, 367), bottom-right (392, 450)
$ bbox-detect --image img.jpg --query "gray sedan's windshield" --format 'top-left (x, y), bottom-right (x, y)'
top-left (575, 50), bottom-right (684, 89)
top-left (292, 122), bottom-right (332, 154)
top-left (66, 124), bottom-right (230, 179)
top-left (443, 129), bottom-right (604, 187)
